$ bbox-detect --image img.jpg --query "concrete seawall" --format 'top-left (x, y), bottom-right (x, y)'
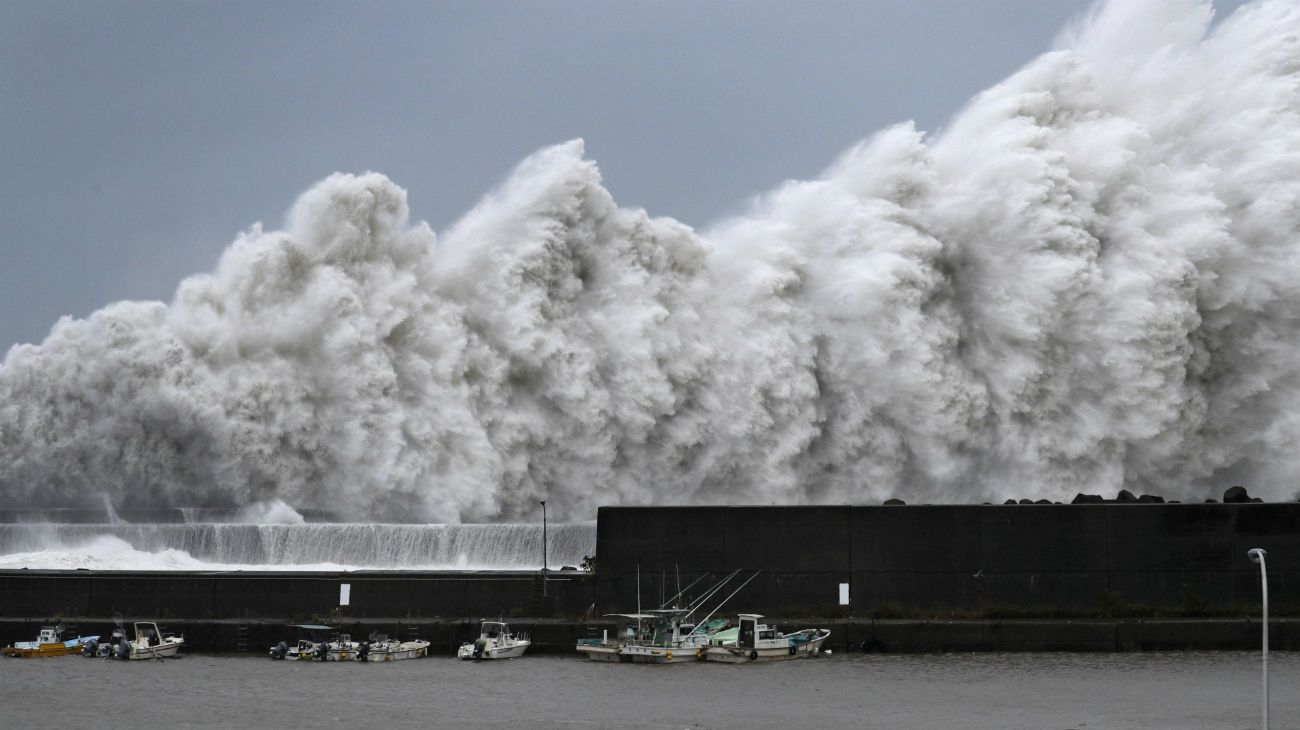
top-left (593, 503), bottom-right (1298, 617)
top-left (1, 502), bottom-right (1294, 652)
top-left (0, 570), bottom-right (591, 620)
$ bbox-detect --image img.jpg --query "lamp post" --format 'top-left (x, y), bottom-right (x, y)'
top-left (540, 500), bottom-right (548, 598)
top-left (1247, 548), bottom-right (1268, 730)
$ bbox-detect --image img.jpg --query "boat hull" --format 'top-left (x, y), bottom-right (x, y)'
top-left (620, 645), bottom-right (703, 663)
top-left (575, 644), bottom-right (624, 662)
top-left (457, 641), bottom-right (529, 660)
top-left (4, 636), bottom-right (99, 658)
top-left (361, 641), bottom-right (430, 662)
top-left (129, 640), bottom-right (184, 660)
top-left (4, 645), bottom-right (82, 658)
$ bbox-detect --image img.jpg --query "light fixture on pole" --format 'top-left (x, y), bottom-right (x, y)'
top-left (540, 500), bottom-right (549, 599)
top-left (1247, 548), bottom-right (1269, 730)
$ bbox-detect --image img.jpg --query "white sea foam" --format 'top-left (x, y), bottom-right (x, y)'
top-left (0, 523), bottom-right (596, 571)
top-left (2, 0), bottom-right (1297, 520)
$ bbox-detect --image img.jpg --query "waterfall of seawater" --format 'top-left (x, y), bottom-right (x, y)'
top-left (0, 522), bottom-right (596, 570)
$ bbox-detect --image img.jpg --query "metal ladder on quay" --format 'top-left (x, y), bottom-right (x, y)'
top-left (235, 621), bottom-right (249, 653)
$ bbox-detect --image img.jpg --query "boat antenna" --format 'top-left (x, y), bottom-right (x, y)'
top-left (660, 569), bottom-right (665, 607)
top-left (676, 564), bottom-right (681, 608)
top-left (661, 571), bottom-right (713, 610)
top-left (690, 570), bottom-right (762, 635)
top-left (684, 568), bottom-right (743, 617)
top-left (636, 564), bottom-right (642, 636)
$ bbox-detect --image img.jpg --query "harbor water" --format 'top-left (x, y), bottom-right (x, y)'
top-left (2, 651), bottom-right (1295, 729)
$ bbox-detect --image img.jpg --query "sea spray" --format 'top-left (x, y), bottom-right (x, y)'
top-left (2, 0), bottom-right (1298, 520)
top-left (0, 522), bottom-right (597, 570)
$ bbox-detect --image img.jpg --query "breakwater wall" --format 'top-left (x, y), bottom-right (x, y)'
top-left (1, 503), bottom-right (1295, 653)
top-left (0, 570), bottom-right (591, 620)
top-left (592, 504), bottom-right (1298, 617)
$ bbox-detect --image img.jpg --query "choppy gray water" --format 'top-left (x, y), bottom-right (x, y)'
top-left (2, 651), bottom-right (1294, 729)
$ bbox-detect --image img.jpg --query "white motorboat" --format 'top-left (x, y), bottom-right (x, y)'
top-left (703, 614), bottom-right (829, 663)
top-left (269, 624), bottom-right (335, 660)
top-left (457, 621), bottom-right (530, 660)
top-left (121, 622), bottom-right (184, 660)
top-left (84, 625), bottom-right (126, 658)
top-left (359, 633), bottom-right (430, 662)
top-left (314, 633), bottom-right (363, 661)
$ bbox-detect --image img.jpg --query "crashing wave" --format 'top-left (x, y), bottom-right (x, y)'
top-left (2, 0), bottom-right (1298, 520)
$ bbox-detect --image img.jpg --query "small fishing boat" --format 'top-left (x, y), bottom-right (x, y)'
top-left (313, 633), bottom-right (362, 661)
top-left (457, 621), bottom-right (530, 660)
top-left (121, 622), bottom-right (184, 660)
top-left (576, 614), bottom-right (652, 662)
top-left (576, 612), bottom-right (730, 663)
top-left (82, 625), bottom-right (127, 658)
top-left (358, 633), bottom-right (430, 662)
top-left (703, 614), bottom-right (829, 663)
top-left (577, 569), bottom-right (754, 663)
top-left (3, 625), bottom-right (99, 658)
top-left (269, 624), bottom-right (334, 660)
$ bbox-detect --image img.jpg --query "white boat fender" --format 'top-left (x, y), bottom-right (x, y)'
top-left (824, 650), bottom-right (833, 655)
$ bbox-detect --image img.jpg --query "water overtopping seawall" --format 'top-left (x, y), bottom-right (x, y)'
top-left (0, 522), bottom-right (595, 570)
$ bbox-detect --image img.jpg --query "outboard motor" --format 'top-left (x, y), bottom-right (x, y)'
top-left (117, 637), bottom-right (131, 660)
top-left (271, 641), bottom-right (288, 660)
top-left (473, 637), bottom-right (488, 659)
top-left (82, 640), bottom-right (97, 657)
top-left (315, 641), bottom-right (330, 661)
top-left (357, 642), bottom-right (369, 662)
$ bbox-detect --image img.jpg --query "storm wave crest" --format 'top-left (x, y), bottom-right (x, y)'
top-left (3, 0), bottom-right (1298, 520)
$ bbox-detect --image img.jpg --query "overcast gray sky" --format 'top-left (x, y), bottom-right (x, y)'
top-left (2, 0), bottom-right (1243, 351)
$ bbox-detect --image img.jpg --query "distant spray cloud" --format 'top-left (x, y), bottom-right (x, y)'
top-left (2, 0), bottom-right (1298, 520)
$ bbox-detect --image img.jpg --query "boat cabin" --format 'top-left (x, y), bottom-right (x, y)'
top-left (646, 610), bottom-right (698, 646)
top-left (134, 622), bottom-right (164, 647)
top-left (602, 614), bottom-right (657, 645)
top-left (480, 622), bottom-right (509, 639)
top-left (36, 625), bottom-right (62, 645)
top-left (737, 614), bottom-right (770, 649)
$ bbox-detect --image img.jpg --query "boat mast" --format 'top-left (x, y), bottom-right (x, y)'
top-left (690, 570), bottom-right (763, 635)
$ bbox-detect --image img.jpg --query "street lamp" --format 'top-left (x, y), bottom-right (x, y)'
top-left (540, 500), bottom-right (548, 573)
top-left (540, 500), bottom-right (549, 599)
top-left (1247, 548), bottom-right (1269, 730)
